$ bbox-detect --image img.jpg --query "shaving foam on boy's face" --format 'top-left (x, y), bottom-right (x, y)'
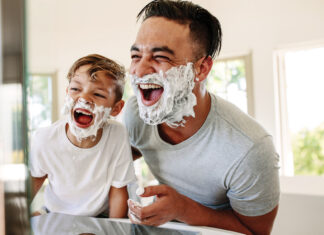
top-left (131, 62), bottom-right (197, 127)
top-left (62, 96), bottom-right (111, 142)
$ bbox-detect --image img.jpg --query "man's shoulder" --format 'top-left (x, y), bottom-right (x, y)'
top-left (212, 94), bottom-right (269, 143)
top-left (124, 96), bottom-right (139, 115)
top-left (123, 96), bottom-right (144, 128)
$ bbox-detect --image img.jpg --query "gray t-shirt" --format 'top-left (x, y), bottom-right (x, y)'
top-left (123, 94), bottom-right (280, 216)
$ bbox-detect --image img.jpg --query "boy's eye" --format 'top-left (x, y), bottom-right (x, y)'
top-left (70, 87), bottom-right (79, 91)
top-left (94, 93), bottom-right (106, 98)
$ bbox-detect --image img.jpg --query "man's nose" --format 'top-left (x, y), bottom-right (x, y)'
top-left (132, 58), bottom-right (155, 78)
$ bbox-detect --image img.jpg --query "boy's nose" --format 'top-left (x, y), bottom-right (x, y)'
top-left (78, 96), bottom-right (92, 104)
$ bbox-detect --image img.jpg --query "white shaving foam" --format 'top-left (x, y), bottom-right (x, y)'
top-left (131, 62), bottom-right (197, 127)
top-left (61, 95), bottom-right (111, 142)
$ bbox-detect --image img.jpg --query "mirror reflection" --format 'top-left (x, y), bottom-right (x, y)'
top-left (1, 0), bottom-right (323, 234)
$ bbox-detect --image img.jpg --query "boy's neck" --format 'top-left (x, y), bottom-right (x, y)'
top-left (65, 124), bottom-right (103, 148)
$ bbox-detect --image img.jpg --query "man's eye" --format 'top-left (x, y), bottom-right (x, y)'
top-left (131, 55), bottom-right (141, 60)
top-left (70, 87), bottom-right (79, 91)
top-left (154, 55), bottom-right (170, 61)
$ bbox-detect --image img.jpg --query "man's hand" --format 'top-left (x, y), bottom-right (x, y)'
top-left (128, 184), bottom-right (187, 226)
top-left (127, 184), bottom-right (278, 235)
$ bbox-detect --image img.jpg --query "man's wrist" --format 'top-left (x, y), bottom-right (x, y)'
top-left (176, 194), bottom-right (192, 223)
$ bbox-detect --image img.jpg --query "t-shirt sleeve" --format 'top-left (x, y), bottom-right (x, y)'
top-left (227, 135), bottom-right (280, 216)
top-left (111, 125), bottom-right (137, 188)
top-left (29, 131), bottom-right (47, 178)
top-left (122, 96), bottom-right (143, 148)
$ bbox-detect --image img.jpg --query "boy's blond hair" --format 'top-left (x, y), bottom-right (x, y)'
top-left (67, 54), bottom-right (126, 101)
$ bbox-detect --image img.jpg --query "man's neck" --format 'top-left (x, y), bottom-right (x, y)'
top-left (65, 124), bottom-right (103, 148)
top-left (158, 91), bottom-right (211, 145)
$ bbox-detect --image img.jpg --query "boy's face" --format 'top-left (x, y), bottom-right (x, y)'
top-left (66, 64), bottom-right (121, 129)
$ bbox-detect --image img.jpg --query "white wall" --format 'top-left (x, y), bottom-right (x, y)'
top-left (27, 0), bottom-right (150, 118)
top-left (28, 0), bottom-right (324, 138)
top-left (27, 1), bottom-right (324, 234)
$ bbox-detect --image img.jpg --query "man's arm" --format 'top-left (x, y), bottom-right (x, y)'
top-left (108, 186), bottom-right (129, 218)
top-left (128, 185), bottom-right (278, 235)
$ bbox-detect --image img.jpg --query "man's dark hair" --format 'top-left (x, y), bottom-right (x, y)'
top-left (137, 0), bottom-right (222, 59)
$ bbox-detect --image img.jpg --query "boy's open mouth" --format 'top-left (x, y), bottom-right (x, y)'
top-left (139, 83), bottom-right (164, 106)
top-left (73, 108), bottom-right (94, 128)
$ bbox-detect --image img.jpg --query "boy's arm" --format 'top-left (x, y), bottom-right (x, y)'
top-left (31, 175), bottom-right (47, 200)
top-left (108, 186), bottom-right (129, 218)
top-left (131, 146), bottom-right (142, 161)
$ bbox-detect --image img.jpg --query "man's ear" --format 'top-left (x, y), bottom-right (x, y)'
top-left (110, 100), bottom-right (125, 117)
top-left (194, 56), bottom-right (213, 83)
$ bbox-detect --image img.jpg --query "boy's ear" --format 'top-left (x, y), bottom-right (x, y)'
top-left (110, 100), bottom-right (125, 117)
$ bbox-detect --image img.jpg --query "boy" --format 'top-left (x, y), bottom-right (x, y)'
top-left (29, 54), bottom-right (136, 218)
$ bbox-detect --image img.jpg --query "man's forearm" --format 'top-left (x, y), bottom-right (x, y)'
top-left (178, 196), bottom-right (252, 235)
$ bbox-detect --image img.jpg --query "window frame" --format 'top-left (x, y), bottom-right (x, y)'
top-left (274, 41), bottom-right (324, 196)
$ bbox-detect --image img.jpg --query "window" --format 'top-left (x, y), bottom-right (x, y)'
top-left (0, 84), bottom-right (24, 164)
top-left (207, 54), bottom-right (254, 116)
top-left (27, 73), bottom-right (57, 135)
top-left (27, 73), bottom-right (56, 211)
top-left (275, 46), bottom-right (324, 176)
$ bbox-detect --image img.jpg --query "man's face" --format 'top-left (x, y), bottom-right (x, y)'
top-left (130, 17), bottom-right (197, 106)
top-left (130, 17), bottom-right (200, 127)
top-left (66, 64), bottom-right (117, 129)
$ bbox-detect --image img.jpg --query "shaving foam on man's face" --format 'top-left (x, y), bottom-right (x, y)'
top-left (62, 95), bottom-right (111, 142)
top-left (131, 62), bottom-right (197, 127)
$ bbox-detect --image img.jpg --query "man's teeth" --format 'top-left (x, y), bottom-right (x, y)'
top-left (75, 110), bottom-right (92, 116)
top-left (139, 84), bottom-right (162, 89)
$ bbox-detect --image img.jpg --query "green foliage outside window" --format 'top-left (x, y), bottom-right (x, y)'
top-left (207, 59), bottom-right (248, 113)
top-left (292, 123), bottom-right (324, 176)
top-left (27, 75), bottom-right (52, 133)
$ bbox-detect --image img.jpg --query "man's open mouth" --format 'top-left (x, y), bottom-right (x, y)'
top-left (139, 83), bottom-right (164, 106)
top-left (73, 108), bottom-right (94, 128)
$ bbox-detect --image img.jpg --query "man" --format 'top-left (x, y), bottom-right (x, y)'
top-left (123, 1), bottom-right (280, 234)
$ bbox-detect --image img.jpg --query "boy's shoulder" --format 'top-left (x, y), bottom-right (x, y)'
top-left (105, 119), bottom-right (127, 131)
top-left (33, 118), bottom-right (66, 141)
top-left (104, 119), bottom-right (129, 138)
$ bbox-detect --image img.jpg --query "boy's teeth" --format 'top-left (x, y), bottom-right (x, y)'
top-left (139, 84), bottom-right (162, 89)
top-left (76, 110), bottom-right (91, 115)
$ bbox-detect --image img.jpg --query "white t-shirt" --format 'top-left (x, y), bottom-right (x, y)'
top-left (29, 118), bottom-right (136, 216)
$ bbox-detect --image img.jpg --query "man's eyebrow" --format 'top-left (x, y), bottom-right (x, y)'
top-left (130, 45), bottom-right (139, 52)
top-left (130, 45), bottom-right (175, 55)
top-left (152, 46), bottom-right (174, 55)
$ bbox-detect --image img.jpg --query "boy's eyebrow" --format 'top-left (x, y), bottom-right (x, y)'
top-left (130, 44), bottom-right (175, 55)
top-left (95, 87), bottom-right (109, 92)
top-left (70, 80), bottom-right (81, 85)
